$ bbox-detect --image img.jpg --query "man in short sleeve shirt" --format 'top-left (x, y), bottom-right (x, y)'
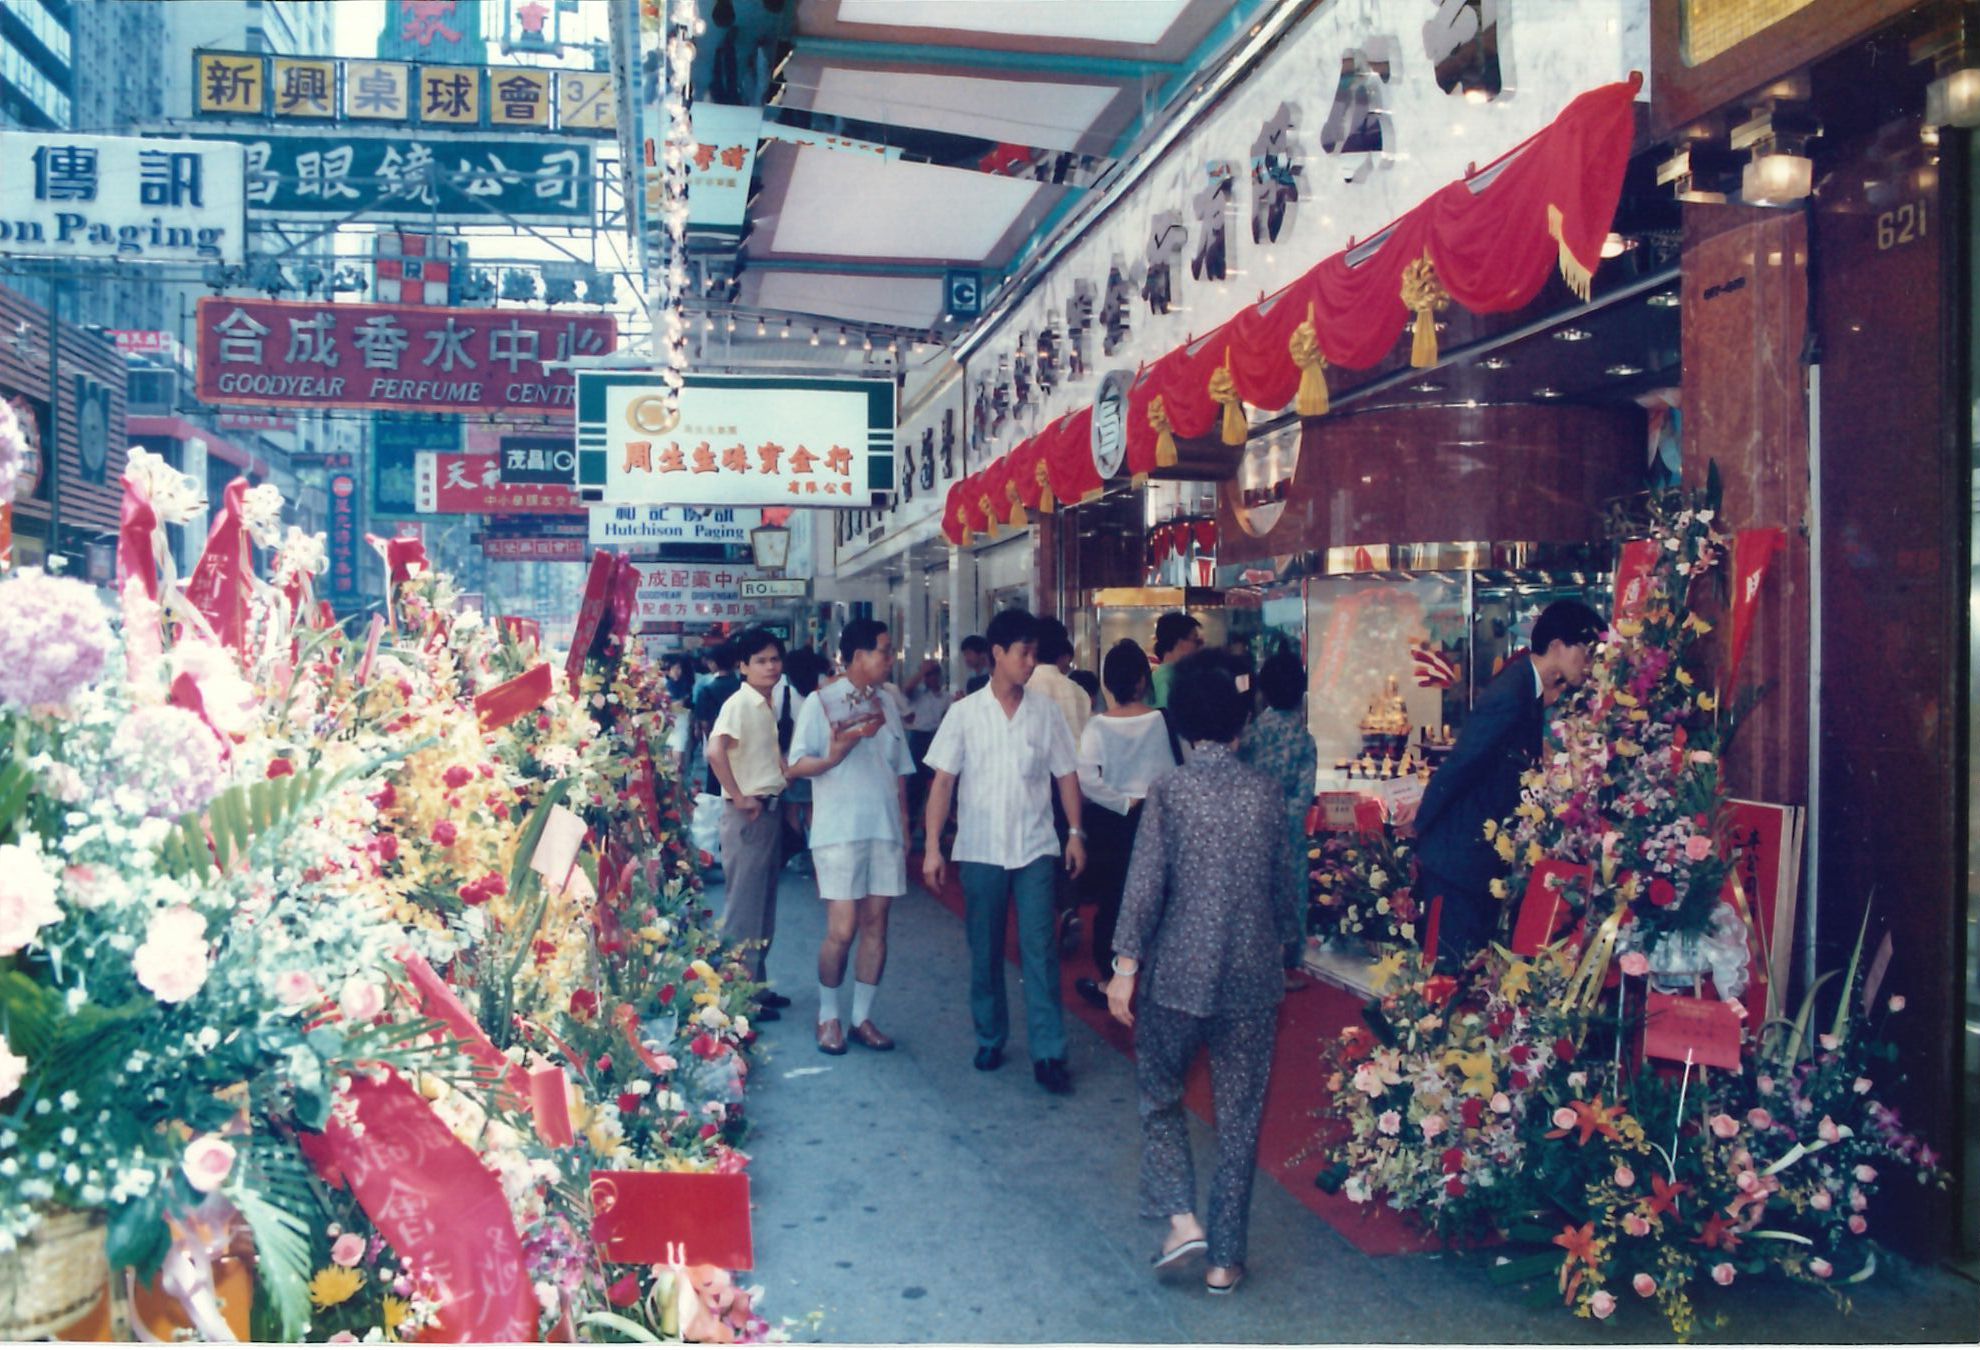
top-left (922, 609), bottom-right (1087, 1094)
top-left (786, 618), bottom-right (916, 1055)
top-left (707, 629), bottom-right (790, 1006)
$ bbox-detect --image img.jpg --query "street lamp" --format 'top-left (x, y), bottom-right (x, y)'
top-left (749, 521), bottom-right (791, 576)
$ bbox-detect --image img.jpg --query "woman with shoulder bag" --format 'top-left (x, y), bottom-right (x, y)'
top-left (1071, 641), bottom-right (1185, 1010)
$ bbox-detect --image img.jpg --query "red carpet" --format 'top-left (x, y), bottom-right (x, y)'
top-left (910, 855), bottom-right (1434, 1256)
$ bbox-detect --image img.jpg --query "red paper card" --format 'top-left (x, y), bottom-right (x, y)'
top-left (1613, 538), bottom-right (1659, 620)
top-left (475, 662), bottom-right (555, 733)
top-left (499, 615), bottom-right (542, 649)
top-left (528, 1063), bottom-right (574, 1148)
top-left (591, 1171), bottom-right (754, 1271)
top-left (1643, 992), bottom-right (1742, 1070)
top-left (1351, 798), bottom-right (1387, 836)
top-left (1512, 861), bottom-right (1590, 956)
top-left (565, 551), bottom-right (617, 693)
top-left (399, 951), bottom-right (527, 1103)
top-left (1421, 893), bottom-right (1442, 967)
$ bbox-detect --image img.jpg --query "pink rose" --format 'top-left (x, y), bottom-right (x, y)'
top-left (1619, 952), bottom-right (1650, 978)
top-left (1848, 1214), bottom-right (1868, 1235)
top-left (1849, 1188), bottom-right (1868, 1212)
top-left (1623, 1212), bottom-right (1652, 1238)
top-left (1552, 1107), bottom-right (1578, 1131)
top-left (1709, 1113), bottom-right (1740, 1139)
top-left (1810, 1190), bottom-right (1832, 1211)
top-left (1746, 1107), bottom-right (1773, 1130)
top-left (339, 977), bottom-right (385, 1022)
top-left (1756, 1075), bottom-right (1775, 1095)
top-left (0, 844), bottom-right (61, 956)
top-left (1817, 1115), bottom-right (1841, 1143)
top-left (327, 1333), bottom-right (358, 1344)
top-left (0, 1035), bottom-right (24, 1101)
top-left (1589, 1290), bottom-right (1616, 1320)
top-left (1632, 1273), bottom-right (1658, 1297)
top-left (1419, 1113), bottom-right (1447, 1140)
top-left (273, 970), bottom-right (320, 1009)
top-left (1490, 1092), bottom-right (1511, 1114)
top-left (1613, 1165), bottom-right (1635, 1188)
top-left (1736, 1170), bottom-right (1760, 1193)
top-left (133, 906), bottom-right (211, 1004)
top-left (1853, 1164), bottom-right (1877, 1184)
top-left (1809, 1258), bottom-right (1833, 1279)
top-left (1710, 1262), bottom-right (1736, 1287)
top-left (1377, 1110), bottom-right (1402, 1136)
top-left (652, 1053), bottom-right (678, 1073)
top-left (182, 1134), bottom-right (235, 1193)
top-left (331, 1232), bottom-right (366, 1267)
top-left (1684, 834), bottom-right (1713, 862)
top-left (1852, 1077), bottom-right (1872, 1095)
top-left (1887, 995), bottom-right (1905, 1013)
top-left (1818, 1033), bottom-right (1839, 1052)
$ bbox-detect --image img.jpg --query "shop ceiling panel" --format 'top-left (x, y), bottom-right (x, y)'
top-left (764, 146), bottom-right (1048, 261)
top-left (826, 0), bottom-right (1195, 48)
top-left (799, 65), bottom-right (1124, 155)
top-left (746, 271), bottom-right (948, 328)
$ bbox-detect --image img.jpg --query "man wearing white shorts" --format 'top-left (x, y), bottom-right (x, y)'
top-left (785, 617), bottom-right (916, 1054)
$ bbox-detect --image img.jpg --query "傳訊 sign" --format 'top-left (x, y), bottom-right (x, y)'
top-left (185, 130), bottom-right (595, 226)
top-left (577, 373), bottom-right (893, 508)
top-left (498, 433), bottom-right (575, 485)
top-left (415, 451), bottom-right (584, 515)
top-left (587, 505), bottom-right (762, 550)
top-left (196, 297), bottom-right (614, 415)
top-left (0, 132), bottom-right (245, 264)
top-left (192, 50), bottom-right (615, 134)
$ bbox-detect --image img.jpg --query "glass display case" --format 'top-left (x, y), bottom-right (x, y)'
top-left (1080, 587), bottom-right (1232, 675)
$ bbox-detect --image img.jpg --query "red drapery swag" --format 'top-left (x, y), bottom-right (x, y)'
top-left (941, 478), bottom-right (972, 546)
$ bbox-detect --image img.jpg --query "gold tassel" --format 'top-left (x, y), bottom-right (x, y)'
top-left (1400, 251), bottom-right (1450, 369)
top-left (978, 495), bottom-right (999, 539)
top-left (1148, 396), bottom-right (1178, 468)
top-left (1547, 203), bottom-right (1594, 302)
top-left (1208, 350), bottom-right (1248, 446)
top-left (1005, 481), bottom-right (1025, 526)
top-left (1289, 302), bottom-right (1329, 417)
top-left (1034, 460), bottom-right (1055, 514)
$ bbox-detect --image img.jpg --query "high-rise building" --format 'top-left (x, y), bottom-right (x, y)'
top-left (0, 0), bottom-right (72, 130)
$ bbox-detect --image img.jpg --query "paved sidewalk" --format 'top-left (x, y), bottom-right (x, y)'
top-left (726, 869), bottom-right (1980, 1344)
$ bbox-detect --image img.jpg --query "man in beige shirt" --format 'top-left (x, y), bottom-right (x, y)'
top-left (708, 628), bottom-right (792, 1011)
top-left (1026, 616), bottom-right (1091, 743)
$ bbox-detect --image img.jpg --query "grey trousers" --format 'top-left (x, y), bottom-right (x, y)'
top-left (718, 801), bottom-right (781, 981)
top-left (1134, 1000), bottom-right (1278, 1269)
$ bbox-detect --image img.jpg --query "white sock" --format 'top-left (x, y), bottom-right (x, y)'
top-left (818, 982), bottom-right (842, 1026)
top-left (851, 980), bottom-right (879, 1027)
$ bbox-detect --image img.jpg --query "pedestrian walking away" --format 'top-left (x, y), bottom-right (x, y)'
top-left (1108, 650), bottom-right (1302, 1296)
top-left (706, 627), bottom-right (792, 1014)
top-left (1238, 649), bottom-right (1320, 992)
top-left (921, 608), bottom-right (1087, 1094)
top-left (785, 618), bottom-right (916, 1056)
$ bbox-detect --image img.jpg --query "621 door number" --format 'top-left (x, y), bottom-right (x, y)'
top-left (1876, 202), bottom-right (1927, 250)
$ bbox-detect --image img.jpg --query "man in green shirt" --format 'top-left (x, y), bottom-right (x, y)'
top-left (1147, 612), bottom-right (1203, 709)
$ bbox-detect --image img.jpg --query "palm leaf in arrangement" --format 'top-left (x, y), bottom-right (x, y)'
top-left (226, 1131), bottom-right (322, 1342)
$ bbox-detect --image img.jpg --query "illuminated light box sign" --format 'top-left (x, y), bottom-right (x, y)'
top-left (577, 373), bottom-right (894, 509)
top-left (0, 132), bottom-right (245, 264)
top-left (195, 297), bottom-right (614, 415)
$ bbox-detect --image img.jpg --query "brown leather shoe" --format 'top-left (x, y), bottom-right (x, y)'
top-left (816, 1019), bottom-right (847, 1055)
top-left (849, 1020), bottom-right (895, 1051)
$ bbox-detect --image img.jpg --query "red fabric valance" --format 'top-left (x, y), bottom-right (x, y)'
top-left (1043, 406), bottom-right (1103, 507)
top-left (1010, 434), bottom-right (1048, 514)
top-left (941, 478), bottom-right (971, 546)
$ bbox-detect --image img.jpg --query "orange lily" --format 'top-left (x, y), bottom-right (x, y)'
top-left (1553, 1221), bottom-right (1603, 1302)
top-left (1544, 1097), bottom-right (1627, 1147)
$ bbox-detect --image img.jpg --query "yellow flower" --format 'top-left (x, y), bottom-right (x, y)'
top-left (1674, 667), bottom-right (1694, 687)
top-left (309, 1266), bottom-right (366, 1310)
top-left (1369, 950), bottom-right (1407, 993)
top-left (1500, 960), bottom-right (1533, 1001)
top-left (1494, 832), bottom-right (1517, 863)
top-left (1488, 878), bottom-right (1510, 900)
top-left (1697, 692), bottom-right (1717, 711)
top-left (1482, 819), bottom-right (1498, 841)
top-left (383, 1296), bottom-right (412, 1342)
top-left (1627, 709), bottom-right (1648, 722)
top-left (1684, 614), bottom-right (1713, 635)
top-left (1615, 619), bottom-right (1643, 638)
top-left (1613, 690), bottom-right (1639, 708)
top-left (1443, 1046), bottom-right (1497, 1097)
top-left (1615, 740), bottom-right (1642, 757)
top-left (1524, 840), bottom-right (1544, 866)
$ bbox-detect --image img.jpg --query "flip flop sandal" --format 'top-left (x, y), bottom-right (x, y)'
top-left (1150, 1238), bottom-right (1206, 1270)
top-left (1205, 1269), bottom-right (1246, 1295)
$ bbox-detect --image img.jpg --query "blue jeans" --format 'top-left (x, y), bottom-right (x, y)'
top-left (960, 857), bottom-right (1067, 1062)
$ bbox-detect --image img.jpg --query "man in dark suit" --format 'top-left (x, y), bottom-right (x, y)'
top-left (1408, 599), bottom-right (1605, 964)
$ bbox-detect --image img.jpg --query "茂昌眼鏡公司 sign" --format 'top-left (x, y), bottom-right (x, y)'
top-left (577, 373), bottom-right (894, 509)
top-left (195, 297), bottom-right (614, 415)
top-left (0, 133), bottom-right (245, 264)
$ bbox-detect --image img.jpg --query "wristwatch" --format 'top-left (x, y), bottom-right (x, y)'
top-left (1067, 826), bottom-right (1086, 840)
top-left (1111, 956), bottom-right (1138, 976)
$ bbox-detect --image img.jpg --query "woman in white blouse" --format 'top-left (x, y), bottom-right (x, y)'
top-left (1073, 641), bottom-right (1185, 1009)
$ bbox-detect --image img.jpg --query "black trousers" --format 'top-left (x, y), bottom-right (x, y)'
top-left (1081, 800), bottom-right (1142, 971)
top-left (1417, 865), bottom-right (1498, 969)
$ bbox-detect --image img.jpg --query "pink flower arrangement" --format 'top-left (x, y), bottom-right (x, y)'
top-left (330, 1232), bottom-right (367, 1267)
top-left (0, 570), bottom-right (114, 713)
top-left (1710, 1262), bottom-right (1736, 1287)
top-left (0, 843), bottom-right (61, 956)
top-left (1588, 1290), bottom-right (1616, 1319)
top-left (1632, 1273), bottom-right (1657, 1297)
top-left (132, 905), bottom-right (211, 1004)
top-left (0, 1034), bottom-right (25, 1100)
top-left (339, 977), bottom-right (385, 1022)
top-left (181, 1133), bottom-right (236, 1192)
top-left (274, 970), bottom-right (321, 1008)
top-left (109, 704), bottom-right (226, 819)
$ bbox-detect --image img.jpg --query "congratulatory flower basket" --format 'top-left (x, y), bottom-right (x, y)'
top-left (0, 1207), bottom-right (108, 1340)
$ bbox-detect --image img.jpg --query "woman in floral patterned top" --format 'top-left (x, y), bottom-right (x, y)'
top-left (1238, 651), bottom-right (1317, 989)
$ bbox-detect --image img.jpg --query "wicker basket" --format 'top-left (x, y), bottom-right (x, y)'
top-left (0, 1209), bottom-right (109, 1340)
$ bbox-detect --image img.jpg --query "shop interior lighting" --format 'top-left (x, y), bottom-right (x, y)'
top-left (1647, 291), bottom-right (1680, 308)
top-left (1480, 356), bottom-right (1511, 370)
top-left (837, 330), bottom-right (848, 346)
top-left (756, 320), bottom-right (767, 336)
top-left (1415, 382), bottom-right (1443, 393)
top-left (780, 323), bottom-right (791, 338)
top-left (1534, 387), bottom-right (1563, 399)
top-left (863, 335), bottom-right (874, 352)
top-left (1730, 105), bottom-right (1820, 206)
top-left (1553, 327), bottom-right (1593, 342)
top-left (1600, 232), bottom-right (1632, 259)
top-left (809, 329), bottom-right (820, 346)
top-left (1605, 363), bottom-right (1644, 377)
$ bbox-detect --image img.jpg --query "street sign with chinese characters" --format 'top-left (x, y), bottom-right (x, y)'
top-left (195, 297), bottom-right (614, 415)
top-left (484, 535), bottom-right (586, 561)
top-left (587, 505), bottom-right (761, 550)
top-left (0, 132), bottom-right (245, 264)
top-left (684, 102), bottom-right (762, 233)
top-left (631, 565), bottom-right (766, 626)
top-left (497, 433), bottom-right (575, 485)
top-left (415, 451), bottom-right (584, 515)
top-left (190, 130), bottom-right (594, 226)
top-left (577, 374), bottom-right (894, 509)
top-left (190, 50), bottom-right (613, 133)
top-left (328, 470), bottom-right (361, 599)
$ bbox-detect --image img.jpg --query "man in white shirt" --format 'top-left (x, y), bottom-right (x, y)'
top-left (707, 628), bottom-right (791, 1012)
top-left (1025, 616), bottom-right (1091, 743)
top-left (785, 618), bottom-right (915, 1055)
top-left (923, 609), bottom-right (1087, 1094)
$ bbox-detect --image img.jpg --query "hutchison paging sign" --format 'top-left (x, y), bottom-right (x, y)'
top-left (0, 132), bottom-right (245, 264)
